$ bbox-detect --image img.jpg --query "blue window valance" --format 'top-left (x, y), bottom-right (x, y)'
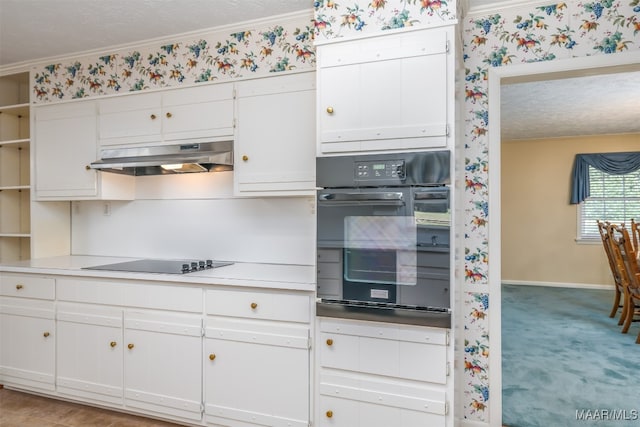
top-left (570, 152), bottom-right (640, 204)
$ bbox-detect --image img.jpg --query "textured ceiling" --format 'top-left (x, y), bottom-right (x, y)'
top-left (0, 0), bottom-right (638, 140)
top-left (501, 70), bottom-right (640, 141)
top-left (0, 0), bottom-right (312, 66)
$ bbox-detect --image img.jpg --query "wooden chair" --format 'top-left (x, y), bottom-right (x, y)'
top-left (608, 223), bottom-right (640, 343)
top-left (598, 221), bottom-right (626, 322)
top-left (631, 218), bottom-right (639, 254)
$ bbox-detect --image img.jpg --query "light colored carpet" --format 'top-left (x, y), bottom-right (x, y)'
top-left (502, 284), bottom-right (640, 427)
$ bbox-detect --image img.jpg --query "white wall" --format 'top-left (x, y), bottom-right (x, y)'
top-left (71, 172), bottom-right (316, 265)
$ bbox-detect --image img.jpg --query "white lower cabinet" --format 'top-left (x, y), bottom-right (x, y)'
top-left (123, 309), bottom-right (203, 421)
top-left (0, 274), bottom-right (55, 391)
top-left (56, 303), bottom-right (123, 405)
top-left (316, 318), bottom-right (450, 427)
top-left (0, 297), bottom-right (55, 391)
top-left (204, 288), bottom-right (312, 427)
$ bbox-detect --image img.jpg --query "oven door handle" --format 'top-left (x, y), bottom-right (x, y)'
top-left (318, 192), bottom-right (405, 207)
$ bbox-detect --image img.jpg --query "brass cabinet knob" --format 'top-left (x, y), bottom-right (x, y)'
top-left (110, 341), bottom-right (117, 348)
top-left (209, 353), bottom-right (216, 361)
top-left (326, 338), bottom-right (333, 346)
top-left (150, 114), bottom-right (157, 120)
top-left (43, 332), bottom-right (50, 338)
top-left (166, 112), bottom-right (173, 118)
top-left (242, 155), bottom-right (249, 162)
top-left (250, 302), bottom-right (258, 309)
top-left (326, 106), bottom-right (334, 114)
top-left (127, 343), bottom-right (134, 350)
top-left (85, 165), bottom-right (91, 170)
top-left (15, 284), bottom-right (24, 290)
top-left (326, 410), bottom-right (333, 418)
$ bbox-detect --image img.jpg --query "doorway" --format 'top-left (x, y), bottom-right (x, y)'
top-left (486, 51), bottom-right (640, 425)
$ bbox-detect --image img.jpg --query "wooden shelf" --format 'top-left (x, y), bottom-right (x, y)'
top-left (0, 138), bottom-right (29, 147)
top-left (0, 103), bottom-right (29, 117)
top-left (0, 185), bottom-right (30, 191)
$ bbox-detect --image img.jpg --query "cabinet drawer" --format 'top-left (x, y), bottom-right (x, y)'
top-left (0, 274), bottom-right (55, 300)
top-left (57, 278), bottom-right (202, 312)
top-left (319, 319), bottom-right (448, 384)
top-left (206, 289), bottom-right (310, 323)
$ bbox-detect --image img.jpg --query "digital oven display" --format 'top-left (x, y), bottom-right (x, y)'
top-left (355, 160), bottom-right (405, 180)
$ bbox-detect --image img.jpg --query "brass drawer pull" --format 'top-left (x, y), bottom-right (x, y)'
top-left (250, 302), bottom-right (258, 310)
top-left (15, 284), bottom-right (24, 290)
top-left (209, 353), bottom-right (216, 361)
top-left (128, 343), bottom-right (134, 350)
top-left (326, 410), bottom-right (333, 418)
top-left (110, 341), bottom-right (117, 348)
top-left (326, 338), bottom-right (333, 346)
top-left (166, 112), bottom-right (173, 118)
top-left (150, 114), bottom-right (157, 120)
top-left (326, 106), bottom-right (334, 114)
top-left (43, 332), bottom-right (50, 338)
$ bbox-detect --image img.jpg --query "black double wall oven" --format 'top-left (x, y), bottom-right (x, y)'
top-left (316, 150), bottom-right (451, 327)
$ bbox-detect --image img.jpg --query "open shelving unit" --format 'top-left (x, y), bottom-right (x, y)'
top-left (0, 71), bottom-right (31, 261)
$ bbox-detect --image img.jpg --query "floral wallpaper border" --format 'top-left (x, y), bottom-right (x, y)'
top-left (31, 14), bottom-right (316, 104)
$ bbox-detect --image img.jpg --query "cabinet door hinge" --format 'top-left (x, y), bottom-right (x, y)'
top-left (233, 88), bottom-right (237, 99)
top-left (445, 401), bottom-right (450, 415)
top-left (233, 118), bottom-right (237, 128)
top-left (201, 327), bottom-right (205, 337)
top-left (446, 40), bottom-right (450, 53)
top-left (445, 124), bottom-right (450, 137)
top-left (446, 330), bottom-right (450, 346)
top-left (446, 361), bottom-right (451, 376)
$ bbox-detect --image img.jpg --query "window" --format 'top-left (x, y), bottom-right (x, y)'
top-left (579, 165), bottom-right (640, 239)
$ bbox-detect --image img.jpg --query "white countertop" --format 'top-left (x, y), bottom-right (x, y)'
top-left (0, 255), bottom-right (316, 292)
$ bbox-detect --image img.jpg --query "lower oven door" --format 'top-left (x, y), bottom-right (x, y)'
top-left (316, 187), bottom-right (451, 327)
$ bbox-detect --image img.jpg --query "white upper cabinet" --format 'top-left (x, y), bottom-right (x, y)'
top-left (33, 101), bottom-right (134, 200)
top-left (234, 72), bottom-right (316, 196)
top-left (98, 83), bottom-right (234, 147)
top-left (317, 27), bottom-right (452, 155)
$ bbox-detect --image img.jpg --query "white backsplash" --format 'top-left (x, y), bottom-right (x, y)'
top-left (70, 173), bottom-right (316, 265)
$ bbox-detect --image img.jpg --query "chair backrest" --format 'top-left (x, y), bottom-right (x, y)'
top-left (631, 218), bottom-right (639, 255)
top-left (609, 223), bottom-right (640, 292)
top-left (598, 220), bottom-right (622, 288)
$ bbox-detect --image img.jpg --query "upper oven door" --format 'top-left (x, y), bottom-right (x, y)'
top-left (317, 188), bottom-right (411, 248)
top-left (316, 188), bottom-right (416, 301)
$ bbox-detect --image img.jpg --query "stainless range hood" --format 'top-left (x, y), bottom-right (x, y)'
top-left (89, 141), bottom-right (233, 176)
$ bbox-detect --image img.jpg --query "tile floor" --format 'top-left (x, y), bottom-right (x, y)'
top-left (0, 387), bottom-right (186, 427)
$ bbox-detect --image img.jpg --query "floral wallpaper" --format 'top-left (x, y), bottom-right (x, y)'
top-left (313, 0), bottom-right (459, 40)
top-left (313, 0), bottom-right (640, 425)
top-left (462, 0), bottom-right (638, 424)
top-left (31, 14), bottom-right (315, 103)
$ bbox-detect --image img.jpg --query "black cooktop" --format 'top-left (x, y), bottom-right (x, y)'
top-left (84, 259), bottom-right (233, 275)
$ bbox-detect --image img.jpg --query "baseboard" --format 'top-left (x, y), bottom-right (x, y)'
top-left (502, 280), bottom-right (614, 291)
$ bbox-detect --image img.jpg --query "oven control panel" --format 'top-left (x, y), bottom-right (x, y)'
top-left (355, 160), bottom-right (406, 180)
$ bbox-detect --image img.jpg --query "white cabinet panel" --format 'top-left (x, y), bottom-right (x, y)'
top-left (56, 304), bottom-right (123, 404)
top-left (0, 296), bottom-right (55, 391)
top-left (98, 83), bottom-right (233, 147)
top-left (317, 28), bottom-right (451, 155)
top-left (234, 72), bottom-right (316, 196)
top-left (206, 288), bottom-right (310, 323)
top-left (98, 92), bottom-right (162, 145)
top-left (0, 274), bottom-right (54, 299)
top-left (33, 101), bottom-right (134, 200)
top-left (316, 318), bottom-right (449, 427)
top-left (124, 310), bottom-right (203, 421)
top-left (204, 318), bottom-right (310, 427)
